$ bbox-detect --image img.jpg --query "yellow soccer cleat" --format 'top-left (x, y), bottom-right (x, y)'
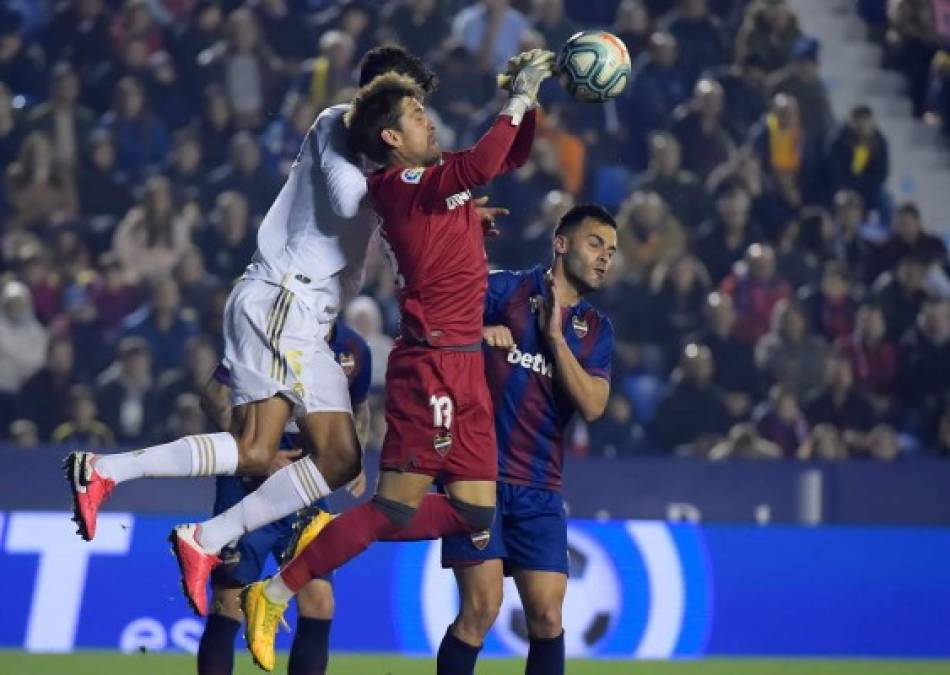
top-left (241, 580), bottom-right (288, 672)
top-left (286, 507), bottom-right (335, 561)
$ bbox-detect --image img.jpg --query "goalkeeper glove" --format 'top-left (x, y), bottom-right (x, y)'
top-left (501, 49), bottom-right (555, 125)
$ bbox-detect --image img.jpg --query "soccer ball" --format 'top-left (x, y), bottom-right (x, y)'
top-left (557, 30), bottom-right (631, 103)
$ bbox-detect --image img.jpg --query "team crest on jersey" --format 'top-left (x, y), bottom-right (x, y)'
top-left (293, 382), bottom-right (306, 398)
top-left (433, 430), bottom-right (453, 456)
top-left (470, 529), bottom-right (491, 551)
top-left (529, 295), bottom-right (541, 314)
top-left (572, 315), bottom-right (589, 338)
top-left (400, 167), bottom-right (424, 184)
top-left (337, 351), bottom-right (355, 376)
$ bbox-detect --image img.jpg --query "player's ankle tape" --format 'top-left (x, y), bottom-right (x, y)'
top-left (449, 498), bottom-right (496, 531)
top-left (372, 495), bottom-right (417, 528)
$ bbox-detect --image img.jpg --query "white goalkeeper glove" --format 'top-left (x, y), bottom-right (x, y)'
top-left (500, 49), bottom-right (555, 125)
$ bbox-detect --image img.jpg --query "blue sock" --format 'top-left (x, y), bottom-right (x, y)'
top-left (526, 631), bottom-right (564, 675)
top-left (197, 614), bottom-right (240, 675)
top-left (289, 616), bottom-right (331, 675)
top-left (436, 629), bottom-right (480, 675)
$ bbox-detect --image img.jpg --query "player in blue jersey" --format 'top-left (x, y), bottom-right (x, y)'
top-left (196, 321), bottom-right (371, 675)
top-left (437, 204), bottom-right (617, 675)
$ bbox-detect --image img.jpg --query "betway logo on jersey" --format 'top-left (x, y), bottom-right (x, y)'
top-left (446, 189), bottom-right (472, 211)
top-left (507, 347), bottom-right (553, 378)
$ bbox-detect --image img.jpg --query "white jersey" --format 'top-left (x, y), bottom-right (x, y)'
top-left (242, 104), bottom-right (379, 314)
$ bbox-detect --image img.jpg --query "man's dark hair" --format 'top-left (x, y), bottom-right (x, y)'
top-left (345, 73), bottom-right (425, 165)
top-left (896, 201), bottom-right (921, 221)
top-left (555, 203), bottom-right (617, 237)
top-left (358, 46), bottom-right (437, 93)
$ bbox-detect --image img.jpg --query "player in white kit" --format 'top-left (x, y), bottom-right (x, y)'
top-left (64, 47), bottom-right (439, 616)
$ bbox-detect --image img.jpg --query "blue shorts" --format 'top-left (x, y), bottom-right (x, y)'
top-left (210, 474), bottom-right (332, 587)
top-left (441, 482), bottom-right (568, 576)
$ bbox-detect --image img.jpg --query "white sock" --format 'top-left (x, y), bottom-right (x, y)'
top-left (196, 456), bottom-right (330, 553)
top-left (94, 433), bottom-right (239, 484)
top-left (264, 574), bottom-right (295, 604)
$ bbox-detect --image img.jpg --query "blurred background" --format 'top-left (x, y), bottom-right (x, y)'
top-left (1, 0), bottom-right (950, 667)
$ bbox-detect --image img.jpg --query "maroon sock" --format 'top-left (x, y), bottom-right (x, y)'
top-left (380, 494), bottom-right (476, 542)
top-left (281, 500), bottom-right (398, 592)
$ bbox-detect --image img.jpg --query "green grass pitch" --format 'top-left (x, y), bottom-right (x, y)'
top-left (2, 652), bottom-right (950, 675)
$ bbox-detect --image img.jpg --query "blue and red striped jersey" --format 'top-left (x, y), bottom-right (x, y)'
top-left (484, 266), bottom-right (613, 490)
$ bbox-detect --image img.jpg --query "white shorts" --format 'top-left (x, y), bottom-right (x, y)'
top-left (221, 278), bottom-right (351, 418)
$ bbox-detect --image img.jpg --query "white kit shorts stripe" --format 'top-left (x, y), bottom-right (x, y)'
top-left (221, 278), bottom-right (351, 417)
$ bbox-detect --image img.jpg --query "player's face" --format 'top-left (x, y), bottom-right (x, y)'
top-left (395, 96), bottom-right (440, 166)
top-left (561, 218), bottom-right (617, 293)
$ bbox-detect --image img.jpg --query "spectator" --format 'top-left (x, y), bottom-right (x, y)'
top-left (121, 276), bottom-right (199, 375)
top-left (768, 36), bottom-right (835, 143)
top-left (260, 98), bottom-right (317, 178)
top-left (0, 82), bottom-right (25, 180)
top-left (708, 148), bottom-right (793, 240)
top-left (709, 54), bottom-right (769, 143)
top-left (693, 291), bottom-right (764, 420)
top-left (721, 243), bottom-right (792, 343)
top-left (695, 183), bottom-right (760, 284)
top-left (164, 391), bottom-right (210, 439)
top-left (616, 190), bottom-right (687, 278)
top-left (27, 62), bottom-right (96, 174)
top-left (174, 246), bottom-right (221, 318)
top-left (830, 189), bottom-right (876, 284)
top-left (828, 106), bottom-right (889, 215)
top-left (146, 50), bottom-right (192, 131)
top-left (798, 260), bottom-right (859, 342)
top-left (925, 49), bottom-right (950, 134)
top-left (285, 30), bottom-right (356, 114)
top-left (95, 335), bottom-right (161, 444)
top-left (253, 0), bottom-right (312, 64)
top-left (197, 85), bottom-right (234, 170)
top-left (5, 131), bottom-right (79, 231)
top-left (650, 343), bottom-right (731, 454)
top-left (170, 0), bottom-right (223, 101)
top-left (43, 0), bottom-right (113, 94)
top-left (11, 242), bottom-right (64, 324)
top-left (379, 0), bottom-right (451, 61)
top-left (166, 128), bottom-right (204, 205)
top-left (735, 0), bottom-right (802, 72)
top-left (452, 0), bottom-right (531, 74)
top-left (91, 251), bottom-right (141, 339)
top-left (78, 130), bottom-right (132, 252)
top-left (647, 253), bottom-right (710, 348)
top-left (754, 383), bottom-right (809, 457)
top-left (110, 0), bottom-right (164, 56)
top-left (197, 190), bottom-right (256, 282)
top-left (755, 298), bottom-right (829, 398)
top-left (0, 280), bottom-right (49, 423)
top-left (0, 8), bottom-right (45, 103)
top-left (749, 93), bottom-right (823, 207)
top-left (112, 174), bottom-right (196, 283)
top-left (871, 201), bottom-right (947, 280)
top-left (8, 418), bottom-right (39, 448)
top-left (155, 335), bottom-right (218, 418)
top-left (900, 299), bottom-right (950, 438)
top-left (205, 130), bottom-right (280, 216)
top-left (589, 393), bottom-right (649, 456)
top-left (99, 76), bottom-right (170, 178)
top-left (532, 0), bottom-right (580, 50)
top-left (888, 0), bottom-right (940, 116)
top-left (612, 0), bottom-right (652, 60)
top-left (671, 77), bottom-right (735, 180)
top-left (344, 295), bottom-right (394, 390)
top-left (633, 132), bottom-right (709, 230)
top-left (660, 0), bottom-right (727, 86)
top-left (200, 7), bottom-right (283, 129)
top-left (18, 335), bottom-right (78, 440)
top-left (835, 303), bottom-right (899, 414)
top-left (872, 254), bottom-right (931, 341)
top-left (52, 383), bottom-right (116, 447)
top-left (707, 422), bottom-right (783, 459)
top-left (626, 32), bottom-right (691, 139)
top-left (805, 354), bottom-right (879, 448)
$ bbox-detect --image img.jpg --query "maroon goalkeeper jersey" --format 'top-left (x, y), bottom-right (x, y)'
top-left (368, 111), bottom-right (536, 347)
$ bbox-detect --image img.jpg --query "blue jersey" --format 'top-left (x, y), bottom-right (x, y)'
top-left (485, 266), bottom-right (613, 490)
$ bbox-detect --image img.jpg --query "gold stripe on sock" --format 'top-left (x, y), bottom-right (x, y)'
top-left (294, 459), bottom-right (320, 502)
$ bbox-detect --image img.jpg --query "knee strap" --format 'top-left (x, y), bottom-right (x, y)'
top-left (449, 497), bottom-right (496, 531)
top-left (372, 494), bottom-right (418, 528)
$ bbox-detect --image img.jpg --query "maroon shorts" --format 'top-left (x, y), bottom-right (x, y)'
top-left (380, 344), bottom-right (497, 483)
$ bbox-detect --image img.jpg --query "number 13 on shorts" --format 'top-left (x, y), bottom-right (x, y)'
top-left (429, 394), bottom-right (454, 429)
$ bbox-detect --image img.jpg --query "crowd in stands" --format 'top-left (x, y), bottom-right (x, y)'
top-left (1, 0), bottom-right (948, 461)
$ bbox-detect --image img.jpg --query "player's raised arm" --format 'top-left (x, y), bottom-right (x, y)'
top-left (346, 51), bottom-right (552, 205)
top-left (313, 106), bottom-right (369, 219)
